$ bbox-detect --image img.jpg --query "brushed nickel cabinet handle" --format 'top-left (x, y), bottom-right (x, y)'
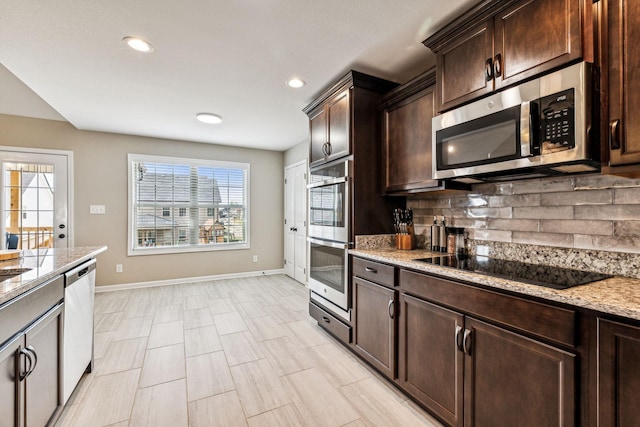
top-left (388, 300), bottom-right (395, 319)
top-left (610, 119), bottom-right (621, 150)
top-left (463, 329), bottom-right (472, 356)
top-left (455, 325), bottom-right (464, 352)
top-left (365, 267), bottom-right (378, 273)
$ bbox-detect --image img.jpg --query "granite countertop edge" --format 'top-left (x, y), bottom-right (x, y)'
top-left (0, 246), bottom-right (108, 305)
top-left (350, 248), bottom-right (640, 322)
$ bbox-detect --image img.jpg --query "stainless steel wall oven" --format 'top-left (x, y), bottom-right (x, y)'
top-left (307, 159), bottom-right (352, 321)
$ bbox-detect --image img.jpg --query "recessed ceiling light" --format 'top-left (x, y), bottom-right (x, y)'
top-left (286, 78), bottom-right (306, 88)
top-left (196, 113), bottom-right (223, 124)
top-left (123, 36), bottom-right (154, 53)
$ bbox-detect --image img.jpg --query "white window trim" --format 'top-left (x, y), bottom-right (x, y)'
top-left (127, 153), bottom-right (250, 256)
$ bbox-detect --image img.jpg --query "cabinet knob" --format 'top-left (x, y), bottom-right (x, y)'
top-left (58, 234), bottom-right (66, 239)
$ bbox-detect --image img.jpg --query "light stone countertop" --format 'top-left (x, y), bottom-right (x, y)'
top-left (351, 247), bottom-right (640, 321)
top-left (0, 246), bottom-right (108, 305)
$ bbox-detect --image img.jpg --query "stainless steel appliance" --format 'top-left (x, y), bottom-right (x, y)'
top-left (63, 259), bottom-right (96, 403)
top-left (308, 159), bottom-right (351, 243)
top-left (307, 158), bottom-right (352, 321)
top-left (433, 62), bottom-right (599, 183)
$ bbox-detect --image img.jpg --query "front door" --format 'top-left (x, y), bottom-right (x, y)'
top-left (1, 148), bottom-right (71, 250)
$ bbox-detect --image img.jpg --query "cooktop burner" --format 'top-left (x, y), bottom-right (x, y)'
top-left (414, 255), bottom-right (611, 290)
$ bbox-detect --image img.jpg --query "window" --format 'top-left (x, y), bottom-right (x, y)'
top-left (128, 154), bottom-right (250, 255)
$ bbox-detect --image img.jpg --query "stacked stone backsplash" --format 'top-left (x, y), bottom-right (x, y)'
top-left (404, 173), bottom-right (640, 279)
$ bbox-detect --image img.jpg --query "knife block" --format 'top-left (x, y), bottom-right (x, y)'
top-left (396, 233), bottom-right (414, 250)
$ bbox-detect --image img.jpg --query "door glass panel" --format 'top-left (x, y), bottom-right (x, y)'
top-left (309, 242), bottom-right (345, 293)
top-left (4, 163), bottom-right (55, 249)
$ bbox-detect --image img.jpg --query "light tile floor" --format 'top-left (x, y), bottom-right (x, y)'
top-left (56, 274), bottom-right (443, 427)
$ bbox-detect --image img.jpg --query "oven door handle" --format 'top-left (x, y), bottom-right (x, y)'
top-left (307, 176), bottom-right (348, 189)
top-left (520, 100), bottom-right (532, 157)
top-left (307, 237), bottom-right (349, 249)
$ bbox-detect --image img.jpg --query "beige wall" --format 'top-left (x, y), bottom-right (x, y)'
top-left (1, 114), bottom-right (285, 286)
top-left (284, 140), bottom-right (308, 167)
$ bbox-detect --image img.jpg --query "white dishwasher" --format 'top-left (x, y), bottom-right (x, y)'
top-left (63, 258), bottom-right (96, 403)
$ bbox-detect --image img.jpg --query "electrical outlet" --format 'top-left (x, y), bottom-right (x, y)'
top-left (116, 264), bottom-right (123, 273)
top-left (252, 255), bottom-right (258, 263)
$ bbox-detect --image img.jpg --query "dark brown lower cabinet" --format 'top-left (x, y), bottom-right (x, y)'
top-left (398, 294), bottom-right (464, 426)
top-left (464, 317), bottom-right (575, 427)
top-left (597, 318), bottom-right (640, 426)
top-left (352, 277), bottom-right (396, 379)
top-left (398, 293), bottom-right (575, 427)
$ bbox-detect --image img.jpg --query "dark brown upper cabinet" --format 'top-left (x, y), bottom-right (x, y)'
top-left (424, 0), bottom-right (591, 113)
top-left (304, 71), bottom-right (397, 168)
top-left (380, 69), bottom-right (468, 194)
top-left (599, 0), bottom-right (640, 177)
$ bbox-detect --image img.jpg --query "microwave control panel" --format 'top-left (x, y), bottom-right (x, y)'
top-left (539, 88), bottom-right (575, 154)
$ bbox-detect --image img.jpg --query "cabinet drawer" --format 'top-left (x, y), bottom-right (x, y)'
top-left (400, 269), bottom-right (576, 348)
top-left (353, 257), bottom-right (395, 288)
top-left (0, 275), bottom-right (64, 346)
top-left (309, 302), bottom-right (352, 344)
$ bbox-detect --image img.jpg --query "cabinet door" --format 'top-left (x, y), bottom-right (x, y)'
top-left (464, 317), bottom-right (575, 427)
top-left (353, 277), bottom-right (396, 379)
top-left (326, 89), bottom-right (350, 161)
top-left (0, 335), bottom-right (22, 427)
top-left (398, 294), bottom-right (464, 427)
top-left (383, 86), bottom-right (439, 193)
top-left (494, 0), bottom-right (583, 90)
top-left (605, 0), bottom-right (640, 167)
top-left (436, 19), bottom-right (494, 112)
top-left (24, 304), bottom-right (63, 427)
top-left (309, 108), bottom-right (327, 166)
top-left (598, 318), bottom-right (640, 426)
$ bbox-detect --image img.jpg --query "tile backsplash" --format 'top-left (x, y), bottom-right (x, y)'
top-left (407, 173), bottom-right (640, 255)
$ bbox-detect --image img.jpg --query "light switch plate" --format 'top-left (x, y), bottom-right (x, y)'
top-left (90, 205), bottom-right (106, 215)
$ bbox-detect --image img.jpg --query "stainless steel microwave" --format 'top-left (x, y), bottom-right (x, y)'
top-left (432, 62), bottom-right (599, 183)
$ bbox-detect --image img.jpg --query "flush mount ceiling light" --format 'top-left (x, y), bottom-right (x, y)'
top-left (123, 36), bottom-right (154, 53)
top-left (196, 113), bottom-right (223, 124)
top-left (286, 78), bottom-right (306, 88)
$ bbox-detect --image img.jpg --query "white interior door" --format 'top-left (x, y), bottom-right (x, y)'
top-left (284, 161), bottom-right (307, 284)
top-left (1, 148), bottom-right (72, 250)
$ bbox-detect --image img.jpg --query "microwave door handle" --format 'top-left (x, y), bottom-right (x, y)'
top-left (520, 100), bottom-right (532, 157)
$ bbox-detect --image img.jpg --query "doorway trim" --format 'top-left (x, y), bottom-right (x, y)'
top-left (0, 145), bottom-right (74, 248)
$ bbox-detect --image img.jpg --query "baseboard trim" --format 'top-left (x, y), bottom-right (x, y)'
top-left (95, 268), bottom-right (286, 293)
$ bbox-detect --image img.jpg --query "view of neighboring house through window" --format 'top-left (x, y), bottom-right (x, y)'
top-left (3, 163), bottom-right (55, 249)
top-left (128, 154), bottom-right (249, 255)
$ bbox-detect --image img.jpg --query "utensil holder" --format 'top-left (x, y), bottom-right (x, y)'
top-left (396, 233), bottom-right (414, 250)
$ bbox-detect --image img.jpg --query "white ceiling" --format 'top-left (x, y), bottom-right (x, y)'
top-left (0, 0), bottom-right (479, 151)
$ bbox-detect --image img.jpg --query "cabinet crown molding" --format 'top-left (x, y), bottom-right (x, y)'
top-left (303, 70), bottom-right (398, 115)
top-left (422, 0), bottom-right (521, 52)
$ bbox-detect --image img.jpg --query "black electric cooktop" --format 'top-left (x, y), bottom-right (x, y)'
top-left (414, 255), bottom-right (611, 290)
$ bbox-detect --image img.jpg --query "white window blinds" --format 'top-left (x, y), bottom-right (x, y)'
top-left (128, 154), bottom-right (249, 255)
